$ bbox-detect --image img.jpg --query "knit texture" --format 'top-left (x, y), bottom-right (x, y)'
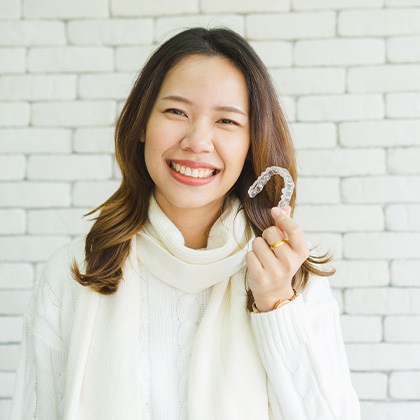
top-left (10, 195), bottom-right (360, 420)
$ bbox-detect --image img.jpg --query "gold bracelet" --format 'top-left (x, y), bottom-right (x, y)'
top-left (252, 289), bottom-right (297, 313)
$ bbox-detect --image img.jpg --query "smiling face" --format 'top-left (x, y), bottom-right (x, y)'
top-left (143, 54), bottom-right (250, 218)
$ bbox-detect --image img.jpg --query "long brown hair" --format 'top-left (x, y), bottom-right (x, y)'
top-left (71, 27), bottom-right (335, 308)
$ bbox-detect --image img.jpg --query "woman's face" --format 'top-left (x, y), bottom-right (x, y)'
top-left (143, 54), bottom-right (250, 216)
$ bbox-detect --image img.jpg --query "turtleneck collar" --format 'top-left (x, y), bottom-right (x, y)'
top-left (136, 194), bottom-right (255, 294)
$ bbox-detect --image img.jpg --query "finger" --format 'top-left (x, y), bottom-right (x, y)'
top-left (252, 236), bottom-right (289, 270)
top-left (261, 225), bottom-right (287, 249)
top-left (270, 206), bottom-right (308, 255)
top-left (246, 250), bottom-right (264, 276)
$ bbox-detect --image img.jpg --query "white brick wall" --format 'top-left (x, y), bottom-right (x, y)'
top-left (1, 2), bottom-right (419, 419)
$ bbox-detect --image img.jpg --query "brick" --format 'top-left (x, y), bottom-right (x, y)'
top-left (351, 372), bottom-right (387, 400)
top-left (0, 0), bottom-right (20, 18)
top-left (386, 0), bottom-right (420, 4)
top-left (0, 182), bottom-right (70, 208)
top-left (0, 344), bottom-right (20, 370)
top-left (327, 260), bottom-right (389, 288)
top-left (0, 128), bottom-right (71, 153)
top-left (0, 48), bottom-right (25, 73)
top-left (386, 204), bottom-right (420, 232)
top-left (0, 155), bottom-right (25, 180)
top-left (250, 41), bottom-right (292, 67)
top-left (115, 45), bottom-right (157, 72)
top-left (341, 315), bottom-right (382, 342)
top-left (270, 68), bottom-right (345, 95)
top-left (79, 73), bottom-right (136, 99)
top-left (27, 155), bottom-right (113, 180)
top-left (28, 47), bottom-right (113, 73)
top-left (306, 233), bottom-right (342, 259)
top-left (345, 288), bottom-right (420, 315)
top-left (338, 9), bottom-right (420, 36)
top-left (385, 317), bottom-right (420, 343)
top-left (345, 233), bottom-right (420, 259)
top-left (155, 15), bottom-right (245, 42)
top-left (279, 96), bottom-right (295, 122)
top-left (0, 264), bottom-right (33, 289)
top-left (0, 290), bottom-right (32, 315)
top-left (295, 177), bottom-right (340, 203)
top-left (290, 123), bottom-right (336, 149)
top-left (0, 236), bottom-right (70, 262)
top-left (0, 210), bottom-right (25, 234)
top-left (387, 93), bottom-right (420, 118)
top-left (388, 147), bottom-right (420, 175)
top-left (28, 209), bottom-right (93, 235)
top-left (246, 12), bottom-right (335, 40)
top-left (347, 343), bottom-right (420, 370)
top-left (297, 94), bottom-right (384, 121)
top-left (295, 39), bottom-right (384, 66)
top-left (388, 36), bottom-right (420, 63)
top-left (0, 21), bottom-right (65, 46)
top-left (339, 120), bottom-right (420, 147)
top-left (0, 317), bottom-right (23, 343)
top-left (294, 204), bottom-right (384, 232)
top-left (0, 103), bottom-right (30, 127)
top-left (111, 0), bottom-right (198, 16)
top-left (0, 371), bottom-right (15, 398)
top-left (294, 0), bottom-right (383, 9)
top-left (296, 148), bottom-right (385, 176)
top-left (68, 19), bottom-right (153, 45)
top-left (202, 0), bottom-right (289, 12)
top-left (73, 181), bottom-right (119, 206)
top-left (390, 372), bottom-right (420, 399)
top-left (32, 101), bottom-right (116, 127)
top-left (0, 75), bottom-right (76, 101)
top-left (391, 260), bottom-right (420, 287)
top-left (348, 65), bottom-right (420, 93)
top-left (342, 176), bottom-right (420, 204)
top-left (23, 0), bottom-right (108, 18)
top-left (74, 128), bottom-right (114, 153)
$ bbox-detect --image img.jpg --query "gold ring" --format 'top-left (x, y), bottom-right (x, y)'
top-left (270, 239), bottom-right (288, 250)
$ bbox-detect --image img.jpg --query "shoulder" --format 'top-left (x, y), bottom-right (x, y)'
top-left (41, 236), bottom-right (86, 281)
top-left (28, 236), bottom-right (87, 317)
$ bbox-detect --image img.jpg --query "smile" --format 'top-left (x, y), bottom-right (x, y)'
top-left (169, 161), bottom-right (218, 179)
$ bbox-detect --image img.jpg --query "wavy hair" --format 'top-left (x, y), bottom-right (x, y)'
top-left (71, 27), bottom-right (335, 310)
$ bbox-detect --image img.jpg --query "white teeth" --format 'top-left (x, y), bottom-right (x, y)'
top-left (170, 162), bottom-right (216, 178)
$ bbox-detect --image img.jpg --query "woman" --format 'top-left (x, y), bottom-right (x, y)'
top-left (11, 27), bottom-right (360, 419)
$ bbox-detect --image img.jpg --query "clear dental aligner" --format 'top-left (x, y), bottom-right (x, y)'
top-left (248, 166), bottom-right (294, 209)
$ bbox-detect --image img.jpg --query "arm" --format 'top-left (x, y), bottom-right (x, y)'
top-left (10, 271), bottom-right (69, 420)
top-left (250, 279), bottom-right (360, 420)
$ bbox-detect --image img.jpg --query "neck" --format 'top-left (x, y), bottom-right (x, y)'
top-left (153, 193), bottom-right (225, 249)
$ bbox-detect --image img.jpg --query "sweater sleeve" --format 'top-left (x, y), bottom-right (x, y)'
top-left (250, 277), bottom-right (360, 420)
top-left (10, 267), bottom-right (70, 420)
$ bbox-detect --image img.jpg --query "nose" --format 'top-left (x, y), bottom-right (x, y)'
top-left (180, 122), bottom-right (214, 153)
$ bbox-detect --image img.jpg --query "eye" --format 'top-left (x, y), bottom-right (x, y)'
top-left (165, 108), bottom-right (186, 117)
top-left (218, 118), bottom-right (238, 126)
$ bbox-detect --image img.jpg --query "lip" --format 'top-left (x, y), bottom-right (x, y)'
top-left (167, 159), bottom-right (219, 170)
top-left (166, 161), bottom-right (219, 186)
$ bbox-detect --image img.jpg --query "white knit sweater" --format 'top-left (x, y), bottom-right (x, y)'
top-left (10, 196), bottom-right (360, 420)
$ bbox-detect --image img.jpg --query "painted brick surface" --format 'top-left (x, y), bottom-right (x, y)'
top-left (1, 2), bottom-right (419, 419)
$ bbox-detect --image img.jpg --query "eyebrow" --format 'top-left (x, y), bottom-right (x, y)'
top-left (161, 95), bottom-right (247, 116)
